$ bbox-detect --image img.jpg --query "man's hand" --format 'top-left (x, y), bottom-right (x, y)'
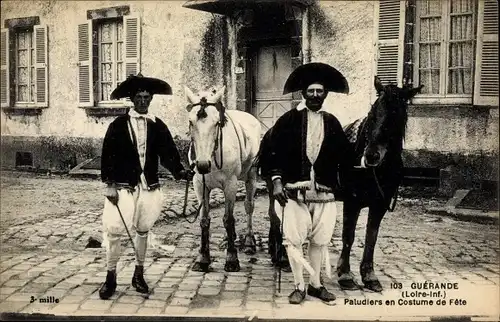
top-left (272, 178), bottom-right (288, 207)
top-left (177, 169), bottom-right (195, 181)
top-left (104, 185), bottom-right (118, 205)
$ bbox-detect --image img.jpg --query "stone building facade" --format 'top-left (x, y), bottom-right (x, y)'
top-left (1, 0), bottom-right (498, 193)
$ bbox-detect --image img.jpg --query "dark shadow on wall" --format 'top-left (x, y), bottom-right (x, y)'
top-left (308, 3), bottom-right (337, 41)
top-left (200, 15), bottom-right (230, 92)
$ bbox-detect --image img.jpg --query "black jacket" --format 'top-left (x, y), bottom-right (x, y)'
top-left (267, 107), bottom-right (356, 192)
top-left (101, 115), bottom-right (185, 188)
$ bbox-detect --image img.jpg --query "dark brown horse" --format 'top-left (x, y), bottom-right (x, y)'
top-left (255, 76), bottom-right (423, 291)
top-left (336, 77), bottom-right (423, 292)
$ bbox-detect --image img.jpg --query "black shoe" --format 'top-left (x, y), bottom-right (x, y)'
top-left (307, 285), bottom-right (336, 302)
top-left (131, 265), bottom-right (149, 294)
top-left (99, 270), bottom-right (117, 300)
top-left (288, 288), bottom-right (306, 305)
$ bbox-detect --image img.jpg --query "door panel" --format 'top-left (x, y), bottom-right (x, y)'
top-left (254, 45), bottom-right (293, 136)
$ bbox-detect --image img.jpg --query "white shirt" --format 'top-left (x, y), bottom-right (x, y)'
top-left (128, 109), bottom-right (156, 189)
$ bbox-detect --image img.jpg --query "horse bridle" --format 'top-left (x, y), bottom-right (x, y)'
top-left (356, 96), bottom-right (399, 213)
top-left (173, 98), bottom-right (228, 224)
top-left (187, 97), bottom-right (227, 170)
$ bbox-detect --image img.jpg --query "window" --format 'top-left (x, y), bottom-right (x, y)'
top-left (15, 28), bottom-right (36, 104)
top-left (1, 19), bottom-right (48, 109)
top-left (96, 19), bottom-right (124, 102)
top-left (78, 14), bottom-right (140, 108)
top-left (373, 0), bottom-right (498, 106)
top-left (414, 0), bottom-right (476, 96)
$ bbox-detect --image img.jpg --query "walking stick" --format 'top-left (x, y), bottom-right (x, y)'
top-left (114, 202), bottom-right (139, 260)
top-left (278, 205), bottom-right (284, 293)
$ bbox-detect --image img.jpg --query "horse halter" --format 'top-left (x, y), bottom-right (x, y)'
top-left (187, 97), bottom-right (228, 170)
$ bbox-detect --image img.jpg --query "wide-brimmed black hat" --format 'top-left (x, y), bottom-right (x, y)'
top-left (283, 62), bottom-right (349, 95)
top-left (110, 73), bottom-right (172, 100)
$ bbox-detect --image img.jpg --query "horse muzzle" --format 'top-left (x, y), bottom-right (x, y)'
top-left (196, 160), bottom-right (212, 174)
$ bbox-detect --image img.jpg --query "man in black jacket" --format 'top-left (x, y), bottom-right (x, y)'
top-left (268, 63), bottom-right (356, 305)
top-left (99, 74), bottom-right (193, 300)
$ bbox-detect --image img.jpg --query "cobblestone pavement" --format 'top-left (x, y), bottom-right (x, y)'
top-left (0, 172), bottom-right (499, 320)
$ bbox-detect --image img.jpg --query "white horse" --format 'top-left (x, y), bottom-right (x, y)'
top-left (185, 86), bottom-right (261, 272)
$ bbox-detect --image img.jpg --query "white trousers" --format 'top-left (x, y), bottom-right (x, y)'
top-left (274, 198), bottom-right (337, 289)
top-left (102, 185), bottom-right (163, 270)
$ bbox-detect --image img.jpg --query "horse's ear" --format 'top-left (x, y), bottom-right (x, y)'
top-left (406, 84), bottom-right (424, 99)
top-left (212, 86), bottom-right (225, 102)
top-left (374, 76), bottom-right (384, 94)
top-left (185, 87), bottom-right (198, 105)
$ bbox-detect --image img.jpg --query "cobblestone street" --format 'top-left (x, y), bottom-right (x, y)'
top-left (0, 171), bottom-right (498, 321)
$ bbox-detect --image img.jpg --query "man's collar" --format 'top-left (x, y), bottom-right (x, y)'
top-left (128, 108), bottom-right (156, 122)
top-left (296, 100), bottom-right (326, 113)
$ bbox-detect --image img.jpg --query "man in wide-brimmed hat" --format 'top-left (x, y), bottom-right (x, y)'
top-left (99, 73), bottom-right (194, 300)
top-left (266, 63), bottom-right (357, 305)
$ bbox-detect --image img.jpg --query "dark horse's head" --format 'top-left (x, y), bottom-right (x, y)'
top-left (361, 76), bottom-right (423, 167)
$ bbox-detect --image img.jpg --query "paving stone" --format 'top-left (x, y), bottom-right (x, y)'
top-left (197, 287), bottom-right (221, 296)
top-left (18, 283), bottom-right (53, 294)
top-left (224, 283), bottom-right (247, 291)
top-left (110, 303), bottom-right (140, 314)
top-left (143, 299), bottom-right (166, 308)
top-left (0, 301), bottom-right (30, 313)
top-left (157, 278), bottom-right (181, 288)
top-left (50, 303), bottom-right (80, 314)
top-left (163, 305), bottom-right (189, 315)
top-left (245, 300), bottom-right (274, 311)
top-left (116, 295), bottom-right (145, 305)
top-left (69, 285), bottom-right (99, 296)
top-left (247, 293), bottom-right (274, 302)
top-left (177, 282), bottom-right (200, 291)
top-left (169, 297), bottom-right (192, 306)
top-left (218, 298), bottom-right (244, 307)
top-left (80, 299), bottom-right (112, 311)
top-left (3, 279), bottom-right (30, 288)
top-left (137, 307), bottom-right (163, 315)
top-left (173, 290), bottom-right (197, 299)
top-left (59, 295), bottom-right (88, 304)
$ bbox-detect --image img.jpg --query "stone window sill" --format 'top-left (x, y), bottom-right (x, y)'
top-left (2, 105), bottom-right (46, 116)
top-left (84, 101), bottom-right (132, 116)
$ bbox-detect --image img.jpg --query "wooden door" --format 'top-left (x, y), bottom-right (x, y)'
top-left (253, 45), bottom-right (293, 136)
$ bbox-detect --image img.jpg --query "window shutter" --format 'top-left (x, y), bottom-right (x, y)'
top-left (34, 25), bottom-right (48, 107)
top-left (78, 21), bottom-right (94, 107)
top-left (474, 0), bottom-right (498, 106)
top-left (1, 28), bottom-right (10, 108)
top-left (373, 0), bottom-right (406, 97)
top-left (124, 15), bottom-right (141, 78)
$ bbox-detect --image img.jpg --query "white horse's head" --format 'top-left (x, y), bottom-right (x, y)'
top-left (185, 86), bottom-right (226, 174)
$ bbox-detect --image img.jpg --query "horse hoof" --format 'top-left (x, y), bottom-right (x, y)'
top-left (338, 278), bottom-right (361, 290)
top-left (244, 246), bottom-right (256, 255)
top-left (192, 262), bottom-right (211, 273)
top-left (363, 280), bottom-right (383, 293)
top-left (224, 260), bottom-right (240, 272)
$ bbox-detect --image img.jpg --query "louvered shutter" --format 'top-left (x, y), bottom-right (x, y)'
top-left (373, 0), bottom-right (406, 95)
top-left (124, 15), bottom-right (140, 78)
top-left (78, 21), bottom-right (94, 107)
top-left (1, 28), bottom-right (10, 108)
top-left (34, 25), bottom-right (48, 107)
top-left (474, 0), bottom-right (498, 106)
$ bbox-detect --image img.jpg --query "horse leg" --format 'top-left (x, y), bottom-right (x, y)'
top-left (192, 181), bottom-right (211, 272)
top-left (360, 205), bottom-right (386, 292)
top-left (243, 168), bottom-right (257, 255)
top-left (337, 199), bottom-right (362, 290)
top-left (224, 176), bottom-right (240, 272)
